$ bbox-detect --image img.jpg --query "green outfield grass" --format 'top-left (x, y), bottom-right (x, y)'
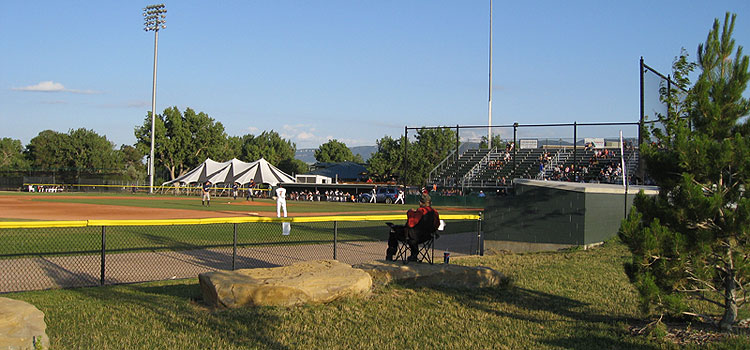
top-left (4, 239), bottom-right (747, 349)
top-left (0, 190), bottom-right (480, 257)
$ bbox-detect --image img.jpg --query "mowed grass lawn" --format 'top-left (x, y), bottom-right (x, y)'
top-left (5, 240), bottom-right (748, 349)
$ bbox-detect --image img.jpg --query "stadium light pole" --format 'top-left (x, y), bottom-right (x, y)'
top-left (487, 0), bottom-right (493, 149)
top-left (143, 4), bottom-right (167, 194)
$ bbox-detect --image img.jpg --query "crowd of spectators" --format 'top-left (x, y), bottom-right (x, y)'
top-left (547, 164), bottom-right (585, 182)
top-left (597, 162), bottom-right (623, 183)
top-left (542, 148), bottom-right (626, 184)
top-left (438, 188), bottom-right (463, 196)
top-left (287, 190), bottom-right (359, 202)
top-left (487, 144), bottom-right (514, 170)
top-left (587, 148), bottom-right (615, 166)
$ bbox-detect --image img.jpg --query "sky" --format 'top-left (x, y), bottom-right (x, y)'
top-left (1, 1), bottom-right (749, 150)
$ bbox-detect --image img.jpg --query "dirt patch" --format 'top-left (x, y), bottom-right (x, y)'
top-left (0, 196), bottom-right (250, 221)
top-left (0, 194), bottom-right (479, 221)
top-left (629, 319), bottom-right (750, 346)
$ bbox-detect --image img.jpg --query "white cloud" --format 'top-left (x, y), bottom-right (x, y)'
top-left (40, 100), bottom-right (68, 105)
top-left (12, 81), bottom-right (100, 94)
top-left (126, 101), bottom-right (150, 108)
top-left (278, 123), bottom-right (373, 148)
top-left (297, 131), bottom-right (316, 140)
top-left (246, 126), bottom-right (259, 133)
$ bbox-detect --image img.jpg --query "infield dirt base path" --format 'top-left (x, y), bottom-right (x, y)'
top-left (0, 194), bottom-right (478, 221)
top-left (0, 195), bottom-right (250, 220)
top-left (0, 195), bottom-right (424, 221)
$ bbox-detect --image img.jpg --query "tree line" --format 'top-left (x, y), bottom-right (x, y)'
top-left (1, 106), bottom-right (458, 186)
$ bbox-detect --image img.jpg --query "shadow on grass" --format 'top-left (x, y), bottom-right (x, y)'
top-left (393, 282), bottom-right (656, 350)
top-left (69, 281), bottom-right (291, 349)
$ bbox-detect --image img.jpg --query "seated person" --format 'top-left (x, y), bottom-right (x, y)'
top-left (385, 191), bottom-right (440, 261)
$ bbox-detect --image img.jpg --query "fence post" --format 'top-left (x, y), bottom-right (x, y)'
top-left (101, 225), bottom-right (106, 286)
top-left (512, 123), bottom-right (518, 180)
top-left (333, 221), bottom-right (338, 260)
top-left (573, 121), bottom-right (578, 180)
top-left (232, 223), bottom-right (237, 271)
top-left (403, 126), bottom-right (409, 187)
top-left (478, 212), bottom-right (484, 256)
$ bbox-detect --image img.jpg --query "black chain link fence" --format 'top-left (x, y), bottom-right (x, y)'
top-left (0, 216), bottom-right (482, 293)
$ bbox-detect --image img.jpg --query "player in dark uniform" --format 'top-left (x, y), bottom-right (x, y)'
top-left (245, 179), bottom-right (255, 201)
top-left (202, 181), bottom-right (211, 206)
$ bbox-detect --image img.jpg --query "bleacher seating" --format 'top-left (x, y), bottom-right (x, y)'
top-left (429, 146), bottom-right (640, 189)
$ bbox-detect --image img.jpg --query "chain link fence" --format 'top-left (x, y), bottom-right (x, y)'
top-left (0, 215), bottom-right (481, 293)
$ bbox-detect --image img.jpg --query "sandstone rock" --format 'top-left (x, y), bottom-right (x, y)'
top-left (0, 297), bottom-right (49, 350)
top-left (199, 260), bottom-right (372, 308)
top-left (353, 261), bottom-right (508, 289)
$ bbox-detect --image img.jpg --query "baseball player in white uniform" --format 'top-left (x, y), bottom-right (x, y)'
top-left (275, 185), bottom-right (287, 217)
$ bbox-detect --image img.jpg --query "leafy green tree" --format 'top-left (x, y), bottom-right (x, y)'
top-left (0, 138), bottom-right (29, 170)
top-left (237, 130), bottom-right (296, 166)
top-left (118, 145), bottom-right (147, 182)
top-left (277, 158), bottom-right (308, 176)
top-left (135, 107), bottom-right (230, 181)
top-left (367, 135), bottom-right (404, 182)
top-left (314, 139), bottom-right (363, 163)
top-left (479, 134), bottom-right (505, 149)
top-left (224, 136), bottom-right (243, 160)
top-left (409, 127), bottom-right (457, 185)
top-left (25, 129), bottom-right (118, 173)
top-left (25, 130), bottom-right (69, 170)
top-left (619, 13), bottom-right (750, 331)
top-left (67, 128), bottom-right (119, 172)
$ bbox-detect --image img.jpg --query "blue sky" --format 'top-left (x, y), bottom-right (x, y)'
top-left (1, 1), bottom-right (748, 149)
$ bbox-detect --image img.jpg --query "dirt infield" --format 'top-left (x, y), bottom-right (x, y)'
top-left (0, 194), bottom-right (478, 221)
top-left (0, 195), bottom-right (252, 221)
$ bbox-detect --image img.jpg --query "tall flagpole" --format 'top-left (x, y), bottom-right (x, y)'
top-left (487, 0), bottom-right (493, 149)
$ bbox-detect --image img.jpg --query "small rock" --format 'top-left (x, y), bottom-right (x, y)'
top-left (353, 261), bottom-right (509, 288)
top-left (199, 260), bottom-right (372, 308)
top-left (0, 297), bottom-right (49, 350)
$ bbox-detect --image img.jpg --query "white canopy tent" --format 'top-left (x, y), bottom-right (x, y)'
top-left (162, 158), bottom-right (296, 186)
top-left (232, 158), bottom-right (296, 186)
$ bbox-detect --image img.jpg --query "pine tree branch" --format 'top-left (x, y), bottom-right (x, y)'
top-left (682, 312), bottom-right (718, 326)
top-left (683, 290), bottom-right (724, 307)
top-left (685, 272), bottom-right (719, 292)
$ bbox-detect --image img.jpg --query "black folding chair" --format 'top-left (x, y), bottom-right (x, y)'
top-left (394, 231), bottom-right (436, 264)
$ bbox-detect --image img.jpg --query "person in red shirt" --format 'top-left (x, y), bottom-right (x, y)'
top-left (385, 190), bottom-right (440, 261)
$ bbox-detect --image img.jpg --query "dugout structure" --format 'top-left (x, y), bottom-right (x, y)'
top-left (482, 179), bottom-right (658, 252)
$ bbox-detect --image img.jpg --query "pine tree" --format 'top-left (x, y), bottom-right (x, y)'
top-left (619, 12), bottom-right (750, 331)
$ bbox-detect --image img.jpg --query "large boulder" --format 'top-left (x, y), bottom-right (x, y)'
top-left (199, 260), bottom-right (372, 308)
top-left (0, 297), bottom-right (49, 350)
top-left (354, 261), bottom-right (508, 288)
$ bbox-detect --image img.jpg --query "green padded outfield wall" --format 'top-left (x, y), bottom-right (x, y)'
top-left (484, 180), bottom-right (658, 246)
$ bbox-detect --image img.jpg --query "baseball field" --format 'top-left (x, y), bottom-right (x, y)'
top-left (0, 191), bottom-right (479, 221)
top-left (0, 190), bottom-right (483, 293)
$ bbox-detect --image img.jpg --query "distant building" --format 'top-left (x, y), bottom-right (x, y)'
top-left (306, 162), bottom-right (369, 183)
top-left (295, 174), bottom-right (332, 184)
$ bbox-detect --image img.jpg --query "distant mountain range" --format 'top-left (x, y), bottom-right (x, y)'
top-left (295, 146), bottom-right (377, 164)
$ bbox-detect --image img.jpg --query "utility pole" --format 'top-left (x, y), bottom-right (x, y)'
top-left (487, 0), bottom-right (493, 149)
